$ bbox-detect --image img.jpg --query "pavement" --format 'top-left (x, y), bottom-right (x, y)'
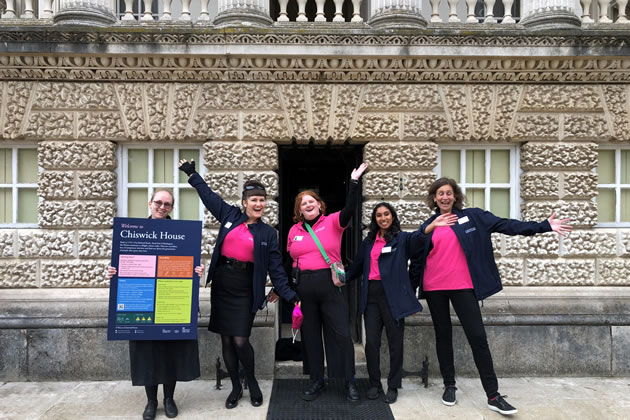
top-left (1, 377), bottom-right (629, 419)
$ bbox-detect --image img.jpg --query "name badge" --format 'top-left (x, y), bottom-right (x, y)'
top-left (458, 216), bottom-right (469, 225)
top-left (225, 221), bottom-right (232, 229)
top-left (381, 246), bottom-right (392, 254)
top-left (294, 236), bottom-right (303, 241)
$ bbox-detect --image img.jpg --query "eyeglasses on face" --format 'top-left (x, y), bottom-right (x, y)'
top-left (152, 200), bottom-right (173, 209)
top-left (244, 185), bottom-right (265, 191)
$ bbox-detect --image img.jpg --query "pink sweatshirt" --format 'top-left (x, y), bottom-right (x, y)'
top-left (221, 223), bottom-right (254, 263)
top-left (368, 235), bottom-right (387, 280)
top-left (287, 212), bottom-right (345, 270)
top-left (423, 226), bottom-right (473, 291)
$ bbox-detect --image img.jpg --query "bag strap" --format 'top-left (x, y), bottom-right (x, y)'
top-left (304, 223), bottom-right (331, 265)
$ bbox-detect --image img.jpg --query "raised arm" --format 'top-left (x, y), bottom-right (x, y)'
top-left (179, 159), bottom-right (237, 222)
top-left (339, 163), bottom-right (368, 228)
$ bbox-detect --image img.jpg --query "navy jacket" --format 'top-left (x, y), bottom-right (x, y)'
top-left (188, 173), bottom-right (297, 313)
top-left (410, 207), bottom-right (552, 301)
top-left (347, 230), bottom-right (425, 321)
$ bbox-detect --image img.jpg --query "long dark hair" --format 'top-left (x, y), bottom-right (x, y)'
top-left (368, 202), bottom-right (401, 242)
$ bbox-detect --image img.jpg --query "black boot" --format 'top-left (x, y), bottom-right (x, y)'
top-left (346, 380), bottom-right (360, 402)
top-left (142, 400), bottom-right (157, 420)
top-left (163, 397), bottom-right (178, 418)
top-left (225, 387), bottom-right (243, 409)
top-left (302, 378), bottom-right (325, 401)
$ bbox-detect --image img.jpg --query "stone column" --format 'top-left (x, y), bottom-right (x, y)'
top-left (213, 0), bottom-right (273, 27)
top-left (368, 0), bottom-right (427, 29)
top-left (520, 0), bottom-right (581, 29)
top-left (53, 0), bottom-right (117, 27)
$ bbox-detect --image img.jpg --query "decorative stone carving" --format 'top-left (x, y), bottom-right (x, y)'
top-left (78, 231), bottom-right (113, 258)
top-left (333, 85), bottom-right (362, 141)
top-left (24, 112), bottom-right (74, 139)
top-left (368, 0), bottom-right (426, 29)
top-left (520, 86), bottom-right (603, 112)
top-left (503, 235), bottom-right (560, 258)
top-left (442, 85), bottom-right (470, 140)
top-left (512, 115), bottom-right (559, 140)
top-left (203, 172), bottom-right (239, 198)
top-left (521, 201), bottom-right (597, 228)
top-left (362, 200), bottom-right (431, 227)
top-left (33, 83), bottom-right (119, 110)
top-left (38, 171), bottom-right (75, 199)
top-left (364, 142), bottom-right (437, 170)
top-left (493, 85), bottom-right (521, 140)
top-left (213, 0), bottom-right (273, 28)
top-left (279, 85), bottom-right (308, 142)
top-left (18, 231), bottom-right (74, 258)
top-left (471, 85), bottom-right (494, 141)
top-left (526, 259), bottom-right (595, 286)
top-left (199, 84), bottom-right (282, 111)
top-left (203, 142), bottom-right (277, 170)
top-left (242, 171), bottom-right (279, 198)
top-left (1, 81), bottom-right (31, 139)
top-left (0, 261), bottom-right (38, 287)
top-left (520, 173), bottom-right (560, 199)
top-left (39, 141), bottom-right (116, 170)
top-left (521, 143), bottom-right (597, 170)
top-left (403, 114), bottom-right (451, 141)
top-left (201, 229), bottom-right (218, 257)
top-left (145, 84), bottom-right (170, 140)
top-left (261, 200), bottom-right (279, 227)
top-left (53, 0), bottom-right (117, 27)
top-left (602, 85), bottom-right (630, 142)
top-left (496, 258), bottom-right (524, 286)
top-left (310, 85), bottom-right (333, 143)
top-left (77, 112), bottom-right (127, 140)
top-left (170, 84), bottom-right (198, 139)
top-left (39, 201), bottom-right (115, 228)
top-left (191, 113), bottom-right (238, 140)
top-left (402, 172), bottom-right (436, 198)
top-left (563, 114), bottom-right (611, 140)
top-left (520, 1), bottom-right (581, 30)
top-left (621, 232), bottom-right (630, 257)
top-left (598, 259), bottom-right (630, 285)
top-left (40, 260), bottom-right (109, 287)
top-left (242, 113), bottom-right (290, 141)
top-left (491, 233), bottom-right (502, 257)
top-left (563, 172), bottom-right (597, 199)
top-left (77, 171), bottom-right (116, 199)
top-left (563, 231), bottom-right (617, 257)
top-left (116, 84), bottom-right (145, 140)
top-left (363, 172), bottom-right (400, 199)
top-left (353, 114), bottom-right (399, 141)
top-left (361, 85), bottom-right (443, 111)
top-left (0, 231), bottom-right (14, 258)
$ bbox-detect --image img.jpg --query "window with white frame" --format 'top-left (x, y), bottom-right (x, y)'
top-left (597, 148), bottom-right (630, 226)
top-left (0, 146), bottom-right (39, 226)
top-left (120, 146), bottom-right (204, 220)
top-left (438, 146), bottom-right (519, 219)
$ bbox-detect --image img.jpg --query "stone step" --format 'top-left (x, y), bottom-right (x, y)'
top-left (274, 360), bottom-right (369, 379)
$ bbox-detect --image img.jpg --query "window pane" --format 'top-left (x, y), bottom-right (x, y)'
top-left (0, 188), bottom-right (12, 223)
top-left (466, 188), bottom-right (485, 209)
top-left (179, 189), bottom-right (199, 221)
top-left (622, 151), bottom-right (630, 184)
top-left (179, 149), bottom-right (200, 183)
top-left (598, 150), bottom-right (615, 184)
top-left (490, 150), bottom-right (510, 183)
top-left (0, 148), bottom-right (12, 184)
top-left (128, 188), bottom-right (148, 218)
top-left (153, 149), bottom-right (174, 184)
top-left (441, 150), bottom-right (460, 182)
top-left (466, 150), bottom-right (485, 183)
top-left (17, 188), bottom-right (38, 223)
top-left (128, 149), bottom-right (148, 183)
top-left (490, 188), bottom-right (510, 218)
top-left (622, 189), bottom-right (630, 222)
top-left (17, 149), bottom-right (38, 183)
top-left (597, 188), bottom-right (616, 223)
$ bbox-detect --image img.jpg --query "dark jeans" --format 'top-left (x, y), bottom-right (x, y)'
top-left (364, 280), bottom-right (404, 389)
top-left (424, 289), bottom-right (499, 398)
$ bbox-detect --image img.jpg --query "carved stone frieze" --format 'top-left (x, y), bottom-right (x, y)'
top-left (526, 259), bottom-right (596, 286)
top-left (242, 113), bottom-right (290, 141)
top-left (333, 85), bottom-right (362, 141)
top-left (39, 141), bottom-right (116, 170)
top-left (18, 231), bottom-right (74, 258)
top-left (493, 85), bottom-right (522, 140)
top-left (0, 261), bottom-right (38, 288)
top-left (170, 84), bottom-right (198, 139)
top-left (521, 142), bottom-right (597, 170)
top-left (191, 112), bottom-right (239, 140)
top-left (278, 85), bottom-right (307, 141)
top-left (403, 114), bottom-right (451, 141)
top-left (199, 84), bottom-right (283, 111)
top-left (442, 85), bottom-right (470, 140)
top-left (310, 85), bottom-right (333, 143)
top-left (77, 112), bottom-right (127, 140)
top-left (33, 82), bottom-right (119, 110)
top-left (511, 114), bottom-right (559, 140)
top-left (519, 85), bottom-right (603, 112)
top-left (145, 84), bottom-right (170, 140)
top-left (1, 81), bottom-right (31, 139)
top-left (353, 114), bottom-right (399, 141)
top-left (563, 114), bottom-right (611, 140)
top-left (602, 85), bottom-right (630, 142)
top-left (360, 85), bottom-right (443, 111)
top-left (25, 112), bottom-right (74, 139)
top-left (78, 231), bottom-right (113, 258)
top-left (40, 259), bottom-right (109, 287)
top-left (471, 85), bottom-right (494, 141)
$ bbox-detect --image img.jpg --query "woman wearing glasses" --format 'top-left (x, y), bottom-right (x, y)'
top-left (107, 189), bottom-right (203, 420)
top-left (178, 159), bottom-right (299, 410)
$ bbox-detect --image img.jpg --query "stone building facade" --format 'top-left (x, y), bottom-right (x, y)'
top-left (1, 0), bottom-right (630, 381)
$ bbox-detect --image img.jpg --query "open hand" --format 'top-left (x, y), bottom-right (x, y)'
top-left (434, 213), bottom-right (458, 227)
top-left (351, 163), bottom-right (368, 181)
top-left (548, 212), bottom-right (572, 237)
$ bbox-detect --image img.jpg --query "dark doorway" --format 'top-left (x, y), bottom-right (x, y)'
top-left (277, 143), bottom-right (364, 350)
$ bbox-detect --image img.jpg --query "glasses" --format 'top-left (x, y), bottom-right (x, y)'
top-left (244, 185), bottom-right (265, 191)
top-left (152, 200), bottom-right (173, 209)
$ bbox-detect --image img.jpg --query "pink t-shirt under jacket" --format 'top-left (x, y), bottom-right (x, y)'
top-left (221, 223), bottom-right (254, 263)
top-left (287, 212), bottom-right (345, 271)
top-left (423, 226), bottom-right (473, 291)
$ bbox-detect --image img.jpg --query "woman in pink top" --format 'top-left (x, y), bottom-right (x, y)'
top-left (413, 177), bottom-right (572, 416)
top-left (287, 163), bottom-right (367, 402)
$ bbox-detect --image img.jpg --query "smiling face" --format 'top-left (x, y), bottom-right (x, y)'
top-left (243, 195), bottom-right (266, 220)
top-left (300, 194), bottom-right (321, 221)
top-left (149, 190), bottom-right (174, 219)
top-left (375, 205), bottom-right (393, 234)
top-left (434, 184), bottom-right (455, 214)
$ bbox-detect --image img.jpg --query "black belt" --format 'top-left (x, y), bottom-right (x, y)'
top-left (219, 256), bottom-right (253, 271)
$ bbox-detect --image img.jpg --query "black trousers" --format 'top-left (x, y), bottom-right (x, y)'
top-left (424, 289), bottom-right (499, 398)
top-left (296, 268), bottom-right (356, 381)
top-left (364, 280), bottom-right (404, 389)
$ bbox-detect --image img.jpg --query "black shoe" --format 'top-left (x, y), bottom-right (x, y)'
top-left (366, 385), bottom-right (382, 400)
top-left (142, 400), bottom-right (157, 420)
top-left (302, 379), bottom-right (325, 401)
top-left (488, 395), bottom-right (518, 415)
top-left (225, 388), bottom-right (243, 409)
top-left (163, 397), bottom-right (178, 418)
top-left (442, 386), bottom-right (457, 406)
top-left (250, 392), bottom-right (263, 407)
top-left (383, 388), bottom-right (397, 404)
top-left (346, 381), bottom-right (360, 402)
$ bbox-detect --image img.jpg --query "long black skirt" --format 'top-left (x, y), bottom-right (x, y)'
top-left (209, 264), bottom-right (255, 337)
top-left (129, 339), bottom-right (200, 386)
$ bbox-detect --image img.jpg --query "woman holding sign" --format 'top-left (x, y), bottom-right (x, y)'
top-left (286, 163), bottom-right (367, 402)
top-left (178, 159), bottom-right (299, 410)
top-left (107, 189), bottom-right (203, 420)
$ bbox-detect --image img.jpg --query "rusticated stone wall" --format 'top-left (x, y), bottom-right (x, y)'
top-left (1, 81), bottom-right (630, 288)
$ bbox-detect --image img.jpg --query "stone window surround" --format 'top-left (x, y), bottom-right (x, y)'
top-left (436, 144), bottom-right (520, 219)
top-left (0, 143), bottom-right (39, 228)
top-left (596, 146), bottom-right (630, 228)
top-left (118, 144), bottom-right (205, 220)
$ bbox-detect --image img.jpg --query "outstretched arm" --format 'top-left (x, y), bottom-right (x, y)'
top-left (339, 163), bottom-right (368, 228)
top-left (547, 213), bottom-right (572, 237)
